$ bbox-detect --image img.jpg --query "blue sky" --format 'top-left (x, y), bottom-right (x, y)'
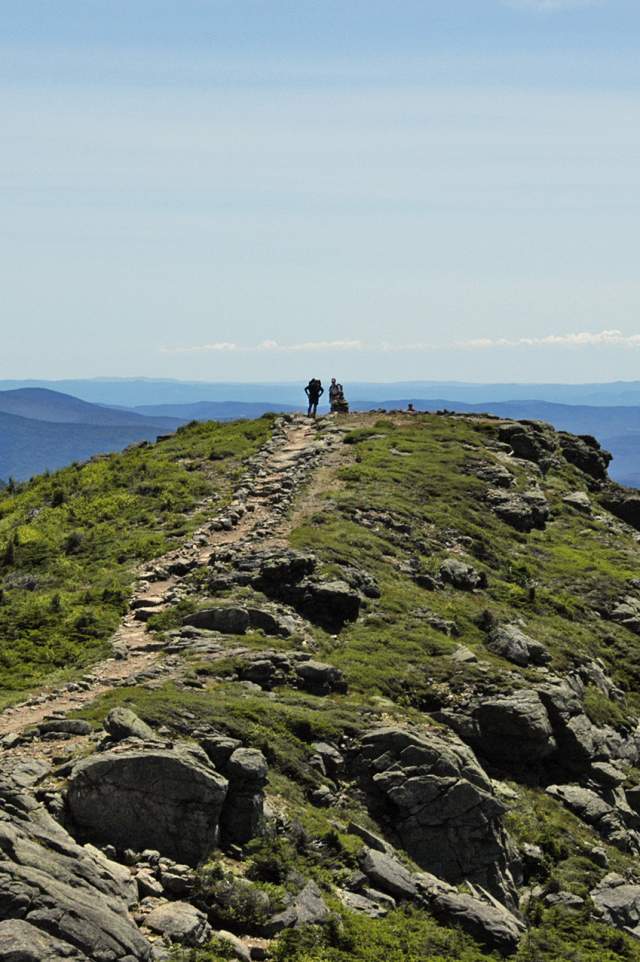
top-left (2, 0), bottom-right (640, 382)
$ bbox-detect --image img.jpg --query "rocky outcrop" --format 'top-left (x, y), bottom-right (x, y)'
top-left (356, 846), bottom-right (523, 956)
top-left (591, 874), bottom-right (640, 938)
top-left (263, 880), bottom-right (329, 935)
top-left (558, 433), bottom-right (611, 481)
top-left (349, 727), bottom-right (517, 905)
top-left (429, 890), bottom-right (524, 957)
top-left (601, 486), bottom-right (640, 532)
top-left (0, 760), bottom-right (152, 961)
top-left (235, 650), bottom-right (347, 695)
top-left (67, 745), bottom-right (228, 865)
top-left (487, 488), bottom-right (550, 532)
top-left (485, 624), bottom-right (550, 667)
top-left (441, 674), bottom-right (636, 786)
top-left (206, 546), bottom-right (362, 631)
top-left (546, 784), bottom-right (640, 853)
top-left (220, 748), bottom-right (268, 845)
top-left (0, 920), bottom-right (91, 961)
top-left (183, 606), bottom-right (250, 634)
top-left (497, 422), bottom-right (556, 471)
top-left (440, 691), bottom-right (556, 776)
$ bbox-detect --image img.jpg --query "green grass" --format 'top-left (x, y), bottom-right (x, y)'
top-left (286, 414), bottom-right (640, 710)
top-left (0, 417), bottom-right (273, 700)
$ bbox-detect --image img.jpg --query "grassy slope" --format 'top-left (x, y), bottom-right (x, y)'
top-left (0, 416), bottom-right (273, 701)
top-left (5, 412), bottom-right (640, 960)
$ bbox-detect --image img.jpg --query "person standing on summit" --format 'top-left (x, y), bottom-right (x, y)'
top-left (305, 378), bottom-right (324, 417)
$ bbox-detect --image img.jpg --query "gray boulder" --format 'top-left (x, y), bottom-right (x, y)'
top-left (201, 734), bottom-right (242, 770)
top-left (221, 748), bottom-right (268, 846)
top-left (559, 433), bottom-right (611, 480)
top-left (431, 891), bottom-right (524, 956)
top-left (216, 931), bottom-right (252, 962)
top-left (359, 848), bottom-right (418, 900)
top-left (37, 719), bottom-right (92, 736)
top-left (67, 746), bottom-right (228, 865)
top-left (292, 579), bottom-right (361, 631)
top-left (183, 606), bottom-right (250, 634)
top-left (563, 491), bottom-right (592, 513)
top-left (246, 608), bottom-right (295, 637)
top-left (263, 880), bottom-right (329, 935)
top-left (486, 625), bottom-right (550, 667)
top-left (311, 742), bottom-right (344, 780)
top-left (537, 681), bottom-right (625, 776)
top-left (104, 708), bottom-right (157, 743)
top-left (441, 690), bottom-right (556, 773)
top-left (0, 920), bottom-right (90, 961)
top-left (144, 901), bottom-right (212, 947)
top-left (350, 728), bottom-right (517, 904)
top-left (591, 875), bottom-right (640, 937)
top-left (546, 784), bottom-right (640, 852)
top-left (440, 559), bottom-right (485, 591)
top-left (295, 660), bottom-right (347, 695)
top-left (0, 763), bottom-right (152, 961)
top-left (487, 488), bottom-right (550, 532)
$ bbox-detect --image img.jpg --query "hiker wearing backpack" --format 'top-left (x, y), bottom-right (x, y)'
top-left (305, 378), bottom-right (324, 417)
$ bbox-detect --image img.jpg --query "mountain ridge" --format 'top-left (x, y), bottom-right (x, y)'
top-left (2, 412), bottom-right (640, 958)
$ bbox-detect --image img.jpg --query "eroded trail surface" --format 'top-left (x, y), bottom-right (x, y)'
top-left (0, 415), bottom-right (345, 740)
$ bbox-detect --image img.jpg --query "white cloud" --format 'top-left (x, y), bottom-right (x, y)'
top-left (160, 339), bottom-right (365, 354)
top-left (161, 330), bottom-right (640, 355)
top-left (455, 329), bottom-right (640, 349)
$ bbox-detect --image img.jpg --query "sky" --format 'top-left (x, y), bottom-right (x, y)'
top-left (2, 0), bottom-right (640, 383)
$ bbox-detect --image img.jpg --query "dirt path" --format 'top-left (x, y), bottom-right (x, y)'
top-left (0, 415), bottom-right (333, 739)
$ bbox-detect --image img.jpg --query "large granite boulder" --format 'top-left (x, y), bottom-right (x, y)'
top-left (440, 690), bottom-right (556, 775)
top-left (67, 746), bottom-right (228, 865)
top-left (349, 728), bottom-right (517, 905)
top-left (440, 559), bottom-right (486, 591)
top-left (0, 760), bottom-right (151, 961)
top-left (486, 624), bottom-right (550, 667)
top-left (295, 659), bottom-right (347, 695)
top-left (537, 681), bottom-right (626, 777)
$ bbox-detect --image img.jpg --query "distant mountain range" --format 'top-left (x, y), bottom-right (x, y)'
top-left (0, 389), bottom-right (184, 482)
top-left (129, 400), bottom-right (298, 420)
top-left (2, 382), bottom-right (640, 488)
top-left (7, 377), bottom-right (640, 407)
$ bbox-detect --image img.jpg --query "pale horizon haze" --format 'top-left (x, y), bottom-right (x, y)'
top-left (2, 0), bottom-right (640, 383)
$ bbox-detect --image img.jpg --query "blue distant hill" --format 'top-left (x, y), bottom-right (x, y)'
top-left (0, 389), bottom-right (184, 481)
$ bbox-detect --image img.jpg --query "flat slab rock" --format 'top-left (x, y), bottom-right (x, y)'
top-left (67, 745), bottom-right (228, 865)
top-left (0, 920), bottom-right (91, 961)
top-left (0, 762), bottom-right (152, 962)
